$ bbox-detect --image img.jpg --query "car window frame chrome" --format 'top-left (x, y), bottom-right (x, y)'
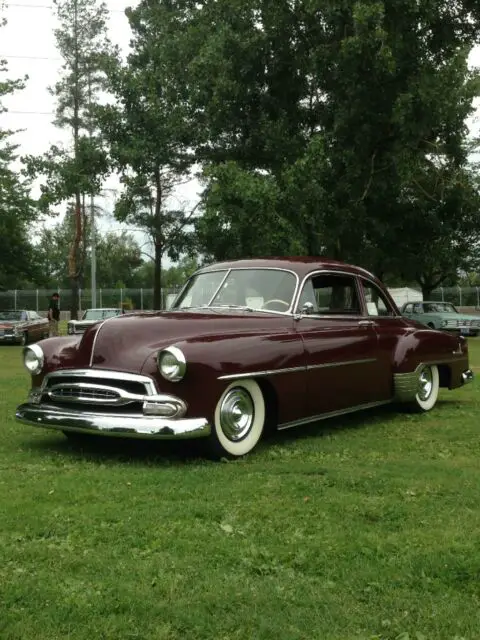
top-left (293, 269), bottom-right (364, 320)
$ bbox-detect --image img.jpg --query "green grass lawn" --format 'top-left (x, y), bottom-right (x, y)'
top-left (1, 342), bottom-right (479, 639)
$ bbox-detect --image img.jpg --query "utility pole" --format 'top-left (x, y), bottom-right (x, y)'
top-left (88, 68), bottom-right (96, 308)
top-left (91, 193), bottom-right (96, 307)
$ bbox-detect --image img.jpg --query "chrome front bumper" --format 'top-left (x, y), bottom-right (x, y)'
top-left (16, 403), bottom-right (211, 440)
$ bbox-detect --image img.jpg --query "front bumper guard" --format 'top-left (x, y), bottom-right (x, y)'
top-left (16, 403), bottom-right (211, 440)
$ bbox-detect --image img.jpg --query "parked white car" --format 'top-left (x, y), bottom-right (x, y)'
top-left (67, 308), bottom-right (124, 335)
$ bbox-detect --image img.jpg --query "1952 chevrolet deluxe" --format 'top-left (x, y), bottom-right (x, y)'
top-left (16, 258), bottom-right (474, 458)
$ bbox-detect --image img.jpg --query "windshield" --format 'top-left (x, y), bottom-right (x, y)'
top-left (83, 309), bottom-right (120, 321)
top-left (173, 268), bottom-right (297, 313)
top-left (0, 310), bottom-right (22, 321)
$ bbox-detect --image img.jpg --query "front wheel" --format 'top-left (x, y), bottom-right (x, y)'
top-left (410, 364), bottom-right (439, 412)
top-left (207, 379), bottom-right (266, 458)
top-left (19, 332), bottom-right (28, 346)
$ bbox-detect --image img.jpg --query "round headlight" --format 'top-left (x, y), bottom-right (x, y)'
top-left (157, 346), bottom-right (186, 382)
top-left (23, 344), bottom-right (44, 375)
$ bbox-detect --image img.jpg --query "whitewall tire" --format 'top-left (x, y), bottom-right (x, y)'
top-left (412, 364), bottom-right (439, 412)
top-left (211, 379), bottom-right (266, 458)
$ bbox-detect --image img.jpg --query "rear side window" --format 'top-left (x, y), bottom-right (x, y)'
top-left (362, 280), bottom-right (396, 317)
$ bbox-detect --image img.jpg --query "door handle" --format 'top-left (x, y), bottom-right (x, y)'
top-left (358, 320), bottom-right (375, 327)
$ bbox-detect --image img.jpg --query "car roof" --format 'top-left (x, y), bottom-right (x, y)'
top-left (196, 257), bottom-right (378, 281)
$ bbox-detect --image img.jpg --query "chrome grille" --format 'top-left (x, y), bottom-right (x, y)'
top-left (41, 370), bottom-right (156, 413)
top-left (48, 384), bottom-right (121, 404)
top-left (444, 319), bottom-right (480, 328)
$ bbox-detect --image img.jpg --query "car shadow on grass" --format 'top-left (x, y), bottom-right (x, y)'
top-left (22, 404), bottom-right (402, 464)
top-left (24, 431), bottom-right (210, 465)
top-left (21, 397), bottom-right (468, 464)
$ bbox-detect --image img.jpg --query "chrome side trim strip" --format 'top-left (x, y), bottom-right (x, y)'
top-left (307, 358), bottom-right (376, 371)
top-left (218, 358), bottom-right (377, 381)
top-left (219, 365), bottom-right (306, 381)
top-left (278, 400), bottom-right (391, 431)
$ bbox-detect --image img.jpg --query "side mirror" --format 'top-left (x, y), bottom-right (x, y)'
top-left (301, 302), bottom-right (315, 315)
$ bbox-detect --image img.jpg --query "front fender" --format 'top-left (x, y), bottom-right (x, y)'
top-left (140, 332), bottom-right (306, 423)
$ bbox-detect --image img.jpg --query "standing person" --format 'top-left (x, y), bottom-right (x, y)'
top-left (48, 292), bottom-right (60, 337)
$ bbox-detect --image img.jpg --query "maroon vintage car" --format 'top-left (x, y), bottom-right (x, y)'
top-left (0, 309), bottom-right (49, 346)
top-left (16, 258), bottom-right (473, 458)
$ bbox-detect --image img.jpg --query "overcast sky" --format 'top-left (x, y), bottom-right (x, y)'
top-left (2, 1), bottom-right (480, 220)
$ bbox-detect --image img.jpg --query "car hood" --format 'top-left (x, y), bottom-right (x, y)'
top-left (82, 310), bottom-right (291, 373)
top-left (0, 321), bottom-right (22, 328)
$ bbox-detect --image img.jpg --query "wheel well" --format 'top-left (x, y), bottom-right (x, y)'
top-left (257, 378), bottom-right (278, 436)
top-left (437, 364), bottom-right (451, 389)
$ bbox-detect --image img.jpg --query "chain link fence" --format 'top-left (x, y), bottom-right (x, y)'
top-left (0, 285), bottom-right (479, 317)
top-left (0, 287), bottom-right (183, 317)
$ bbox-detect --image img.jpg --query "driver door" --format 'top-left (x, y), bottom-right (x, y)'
top-left (295, 272), bottom-right (386, 418)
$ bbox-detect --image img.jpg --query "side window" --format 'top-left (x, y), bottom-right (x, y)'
top-left (362, 281), bottom-right (395, 317)
top-left (297, 273), bottom-right (360, 315)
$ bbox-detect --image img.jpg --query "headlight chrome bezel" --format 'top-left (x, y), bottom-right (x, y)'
top-left (23, 344), bottom-right (45, 375)
top-left (157, 346), bottom-right (187, 382)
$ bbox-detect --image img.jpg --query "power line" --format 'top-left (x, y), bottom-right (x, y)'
top-left (4, 110), bottom-right (54, 115)
top-left (1, 54), bottom-right (61, 60)
top-left (3, 3), bottom-right (127, 12)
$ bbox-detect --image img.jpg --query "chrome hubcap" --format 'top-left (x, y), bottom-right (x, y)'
top-left (418, 367), bottom-right (433, 401)
top-left (219, 388), bottom-right (254, 441)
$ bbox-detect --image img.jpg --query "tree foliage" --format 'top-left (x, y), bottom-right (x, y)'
top-left (0, 17), bottom-right (38, 289)
top-left (186, 0), bottom-right (480, 290)
top-left (34, 213), bottom-right (142, 290)
top-left (25, 0), bottom-right (115, 318)
top-left (97, 0), bottom-right (199, 309)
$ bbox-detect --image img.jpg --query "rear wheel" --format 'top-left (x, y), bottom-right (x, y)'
top-left (410, 364), bottom-right (439, 412)
top-left (207, 379), bottom-right (266, 458)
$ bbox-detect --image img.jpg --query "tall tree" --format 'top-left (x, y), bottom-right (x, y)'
top-left (188, 0), bottom-right (480, 285)
top-left (0, 17), bottom-right (37, 288)
top-left (98, 0), bottom-right (199, 310)
top-left (34, 214), bottom-right (143, 290)
top-left (26, 0), bottom-right (114, 318)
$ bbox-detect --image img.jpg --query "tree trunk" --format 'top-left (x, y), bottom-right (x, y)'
top-left (421, 283), bottom-right (436, 299)
top-left (153, 168), bottom-right (163, 310)
top-left (153, 241), bottom-right (162, 310)
top-left (68, 192), bottom-right (83, 320)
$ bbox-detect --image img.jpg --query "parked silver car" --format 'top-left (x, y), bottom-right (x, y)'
top-left (67, 308), bottom-right (124, 335)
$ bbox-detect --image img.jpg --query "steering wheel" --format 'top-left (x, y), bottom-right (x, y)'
top-left (262, 299), bottom-right (290, 311)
